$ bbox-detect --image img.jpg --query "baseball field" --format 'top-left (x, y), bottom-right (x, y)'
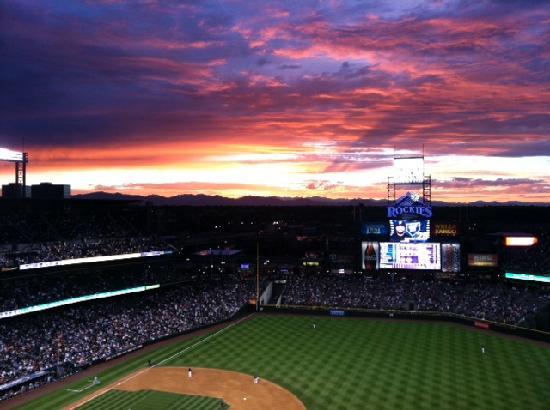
top-left (12, 314), bottom-right (550, 409)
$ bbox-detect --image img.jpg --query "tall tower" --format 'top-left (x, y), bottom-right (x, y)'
top-left (15, 152), bottom-right (29, 197)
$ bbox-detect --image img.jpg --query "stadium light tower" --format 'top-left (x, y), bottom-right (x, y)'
top-left (387, 147), bottom-right (431, 207)
top-left (0, 148), bottom-right (29, 198)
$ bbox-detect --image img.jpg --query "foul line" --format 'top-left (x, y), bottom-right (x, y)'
top-left (65, 313), bottom-right (253, 409)
top-left (66, 379), bottom-right (100, 393)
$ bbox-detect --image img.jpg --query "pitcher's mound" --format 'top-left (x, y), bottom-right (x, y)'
top-left (74, 367), bottom-right (305, 410)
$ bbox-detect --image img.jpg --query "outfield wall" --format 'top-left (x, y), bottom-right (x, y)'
top-left (262, 304), bottom-right (550, 344)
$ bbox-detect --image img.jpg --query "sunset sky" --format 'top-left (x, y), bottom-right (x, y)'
top-left (1, 0), bottom-right (549, 202)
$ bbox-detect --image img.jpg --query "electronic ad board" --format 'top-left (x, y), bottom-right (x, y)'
top-left (434, 224), bottom-right (458, 237)
top-left (361, 223), bottom-right (388, 237)
top-left (379, 242), bottom-right (441, 270)
top-left (468, 254), bottom-right (498, 267)
top-left (441, 243), bottom-right (461, 273)
top-left (389, 220), bottom-right (430, 242)
top-left (19, 250), bottom-right (173, 270)
top-left (505, 236), bottom-right (538, 246)
top-left (505, 273), bottom-right (550, 283)
top-left (361, 242), bottom-right (380, 271)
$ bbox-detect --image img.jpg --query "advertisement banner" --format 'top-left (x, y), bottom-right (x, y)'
top-left (474, 321), bottom-right (490, 329)
top-left (329, 310), bottom-right (346, 317)
top-left (467, 254), bottom-right (498, 267)
top-left (361, 223), bottom-right (388, 236)
top-left (434, 224), bottom-right (458, 237)
top-left (361, 242), bottom-right (379, 271)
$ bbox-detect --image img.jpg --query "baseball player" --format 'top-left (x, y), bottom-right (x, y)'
top-left (254, 375), bottom-right (260, 384)
top-left (188, 368), bottom-right (193, 378)
top-left (481, 346), bottom-right (486, 354)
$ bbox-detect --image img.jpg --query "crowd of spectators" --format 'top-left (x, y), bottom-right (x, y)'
top-left (0, 201), bottom-right (172, 270)
top-left (0, 278), bottom-right (253, 402)
top-left (0, 262), bottom-right (186, 312)
top-left (0, 236), bottom-right (170, 269)
top-left (282, 274), bottom-right (550, 325)
top-left (0, 205), bottom-right (143, 245)
top-left (503, 232), bottom-right (550, 276)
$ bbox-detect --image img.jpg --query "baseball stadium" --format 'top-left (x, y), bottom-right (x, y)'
top-left (1, 1), bottom-right (550, 407)
top-left (1, 151), bottom-right (549, 410)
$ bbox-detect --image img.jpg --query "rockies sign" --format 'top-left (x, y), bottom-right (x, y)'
top-left (387, 192), bottom-right (432, 219)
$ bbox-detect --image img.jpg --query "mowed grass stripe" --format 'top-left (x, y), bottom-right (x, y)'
top-left (16, 315), bottom-right (550, 409)
top-left (164, 316), bottom-right (550, 409)
top-left (78, 390), bottom-right (225, 410)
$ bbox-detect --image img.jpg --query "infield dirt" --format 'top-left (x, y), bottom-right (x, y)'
top-left (67, 367), bottom-right (305, 410)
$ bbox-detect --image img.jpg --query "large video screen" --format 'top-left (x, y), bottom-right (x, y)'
top-left (389, 220), bottom-right (430, 242)
top-left (379, 242), bottom-right (441, 270)
top-left (441, 243), bottom-right (461, 272)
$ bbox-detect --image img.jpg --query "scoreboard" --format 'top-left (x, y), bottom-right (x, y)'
top-left (379, 242), bottom-right (441, 270)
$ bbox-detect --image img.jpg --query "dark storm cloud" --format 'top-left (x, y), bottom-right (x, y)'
top-left (1, 0), bottom-right (549, 162)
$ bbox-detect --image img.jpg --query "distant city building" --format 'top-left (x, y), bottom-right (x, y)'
top-left (2, 183), bottom-right (30, 198)
top-left (30, 183), bottom-right (71, 199)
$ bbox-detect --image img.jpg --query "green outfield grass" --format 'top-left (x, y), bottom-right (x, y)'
top-left (78, 390), bottom-right (227, 410)
top-left (16, 315), bottom-right (550, 409)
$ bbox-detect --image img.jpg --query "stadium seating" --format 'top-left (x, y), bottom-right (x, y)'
top-left (282, 275), bottom-right (550, 325)
top-left (0, 279), bottom-right (253, 401)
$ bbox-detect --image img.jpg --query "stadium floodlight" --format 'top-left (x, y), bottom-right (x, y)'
top-left (0, 148), bottom-right (24, 162)
top-left (505, 237), bottom-right (538, 246)
top-left (393, 156), bottom-right (424, 184)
